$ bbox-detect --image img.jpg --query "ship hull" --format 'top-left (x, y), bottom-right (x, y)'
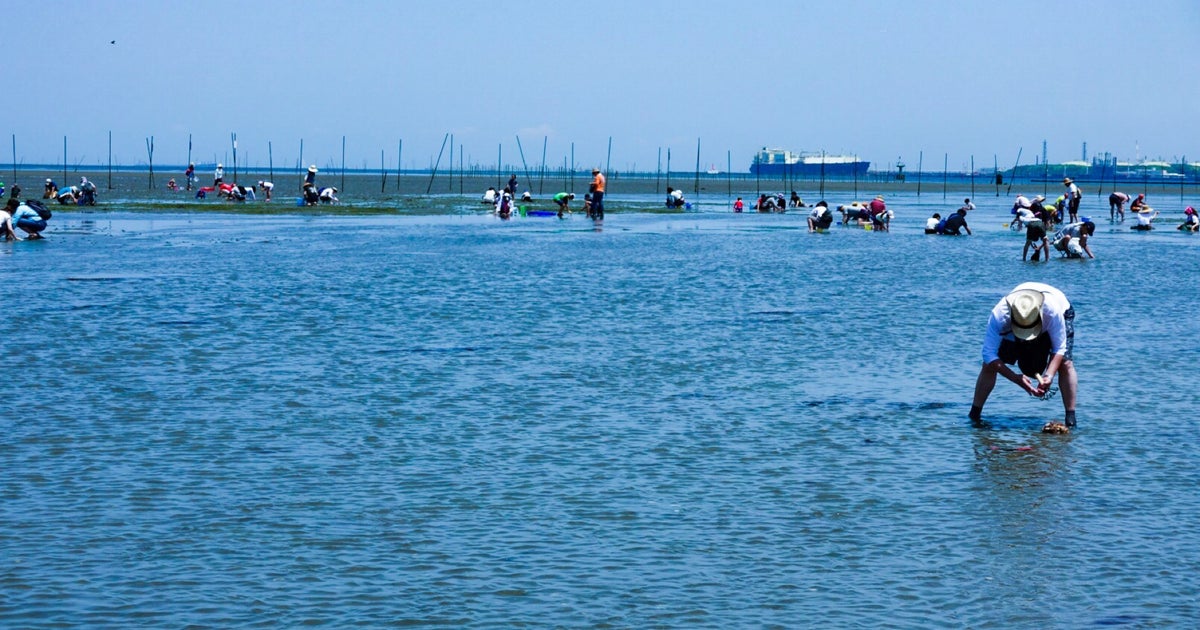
top-left (750, 161), bottom-right (870, 177)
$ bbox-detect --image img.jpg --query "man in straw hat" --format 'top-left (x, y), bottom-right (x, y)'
top-left (1063, 177), bottom-right (1082, 223)
top-left (970, 282), bottom-right (1078, 428)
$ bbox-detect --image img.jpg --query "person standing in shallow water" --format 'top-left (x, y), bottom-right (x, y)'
top-left (1063, 177), bottom-right (1082, 223)
top-left (589, 168), bottom-right (606, 220)
top-left (970, 283), bottom-right (1079, 428)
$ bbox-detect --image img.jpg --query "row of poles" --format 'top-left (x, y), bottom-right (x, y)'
top-left (7, 134), bottom-right (1195, 202)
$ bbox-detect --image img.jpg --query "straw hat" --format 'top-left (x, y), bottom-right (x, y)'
top-left (308, 165), bottom-right (318, 173)
top-left (592, 168), bottom-right (600, 174)
top-left (875, 195), bottom-right (884, 201)
top-left (1034, 194), bottom-right (1046, 202)
top-left (1007, 289), bottom-right (1044, 341)
top-left (1062, 177), bottom-right (1073, 184)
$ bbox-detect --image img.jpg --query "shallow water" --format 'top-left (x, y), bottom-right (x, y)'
top-left (3, 198), bottom-right (1199, 627)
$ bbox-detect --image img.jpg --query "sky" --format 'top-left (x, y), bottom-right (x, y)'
top-left (4, 0), bottom-right (1198, 173)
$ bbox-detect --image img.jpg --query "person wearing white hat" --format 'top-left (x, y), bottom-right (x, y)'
top-left (1063, 177), bottom-right (1082, 223)
top-left (43, 178), bottom-right (57, 199)
top-left (257, 180), bottom-right (274, 202)
top-left (213, 163), bottom-right (225, 188)
top-left (304, 165), bottom-right (318, 190)
top-left (970, 282), bottom-right (1078, 428)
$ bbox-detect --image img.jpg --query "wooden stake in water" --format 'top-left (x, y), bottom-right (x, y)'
top-left (381, 149), bottom-right (387, 193)
top-left (819, 151), bottom-right (826, 198)
top-left (146, 136), bottom-right (155, 189)
top-left (994, 155), bottom-right (1000, 196)
top-left (185, 133), bottom-right (192, 190)
top-left (727, 150), bottom-right (731, 198)
top-left (916, 151), bottom-right (923, 196)
top-left (943, 153), bottom-right (948, 200)
top-left (854, 153), bottom-right (859, 197)
top-left (426, 133), bottom-right (449, 194)
top-left (656, 147), bottom-right (662, 195)
top-left (231, 133), bottom-right (237, 184)
top-left (1006, 148), bottom-right (1022, 195)
top-left (606, 136), bottom-right (612, 192)
top-left (516, 135), bottom-right (533, 196)
top-left (666, 148), bottom-right (671, 189)
top-left (539, 136), bottom-right (547, 195)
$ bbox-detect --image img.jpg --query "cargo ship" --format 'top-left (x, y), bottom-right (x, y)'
top-left (750, 147), bottom-right (870, 177)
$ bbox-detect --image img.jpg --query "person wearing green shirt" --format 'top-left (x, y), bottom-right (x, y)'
top-left (553, 192), bottom-right (575, 218)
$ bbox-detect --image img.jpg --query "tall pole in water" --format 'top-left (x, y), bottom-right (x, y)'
top-left (853, 154), bottom-right (859, 197)
top-left (916, 151), bottom-right (923, 196)
top-left (1006, 148), bottom-right (1022, 195)
top-left (185, 133), bottom-right (192, 190)
top-left (666, 148), bottom-right (671, 189)
top-left (656, 147), bottom-right (661, 195)
top-left (425, 132), bottom-right (448, 194)
top-left (539, 136), bottom-right (547, 195)
top-left (381, 149), bottom-right (387, 193)
top-left (231, 132), bottom-right (237, 184)
top-left (606, 136), bottom-right (612, 191)
top-left (727, 150), bottom-right (731, 198)
top-left (516, 135), bottom-right (533, 196)
top-left (146, 136), bottom-right (155, 189)
top-left (994, 155), bottom-right (1000, 196)
top-left (942, 153), bottom-right (948, 200)
top-left (819, 151), bottom-right (826, 198)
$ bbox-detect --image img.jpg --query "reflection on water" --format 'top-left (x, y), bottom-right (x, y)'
top-left (2, 200), bottom-right (1198, 626)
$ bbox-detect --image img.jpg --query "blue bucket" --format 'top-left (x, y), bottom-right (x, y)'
top-left (296, 197), bottom-right (305, 207)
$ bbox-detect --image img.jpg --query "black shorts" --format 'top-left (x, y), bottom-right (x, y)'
top-left (1025, 220), bottom-right (1046, 242)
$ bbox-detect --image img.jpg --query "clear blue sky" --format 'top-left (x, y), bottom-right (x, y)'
top-left (5, 0), bottom-right (1197, 173)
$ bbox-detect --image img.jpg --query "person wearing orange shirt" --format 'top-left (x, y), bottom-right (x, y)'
top-left (589, 168), bottom-right (606, 220)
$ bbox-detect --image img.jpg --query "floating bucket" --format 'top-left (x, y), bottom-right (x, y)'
top-left (296, 197), bottom-right (305, 207)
